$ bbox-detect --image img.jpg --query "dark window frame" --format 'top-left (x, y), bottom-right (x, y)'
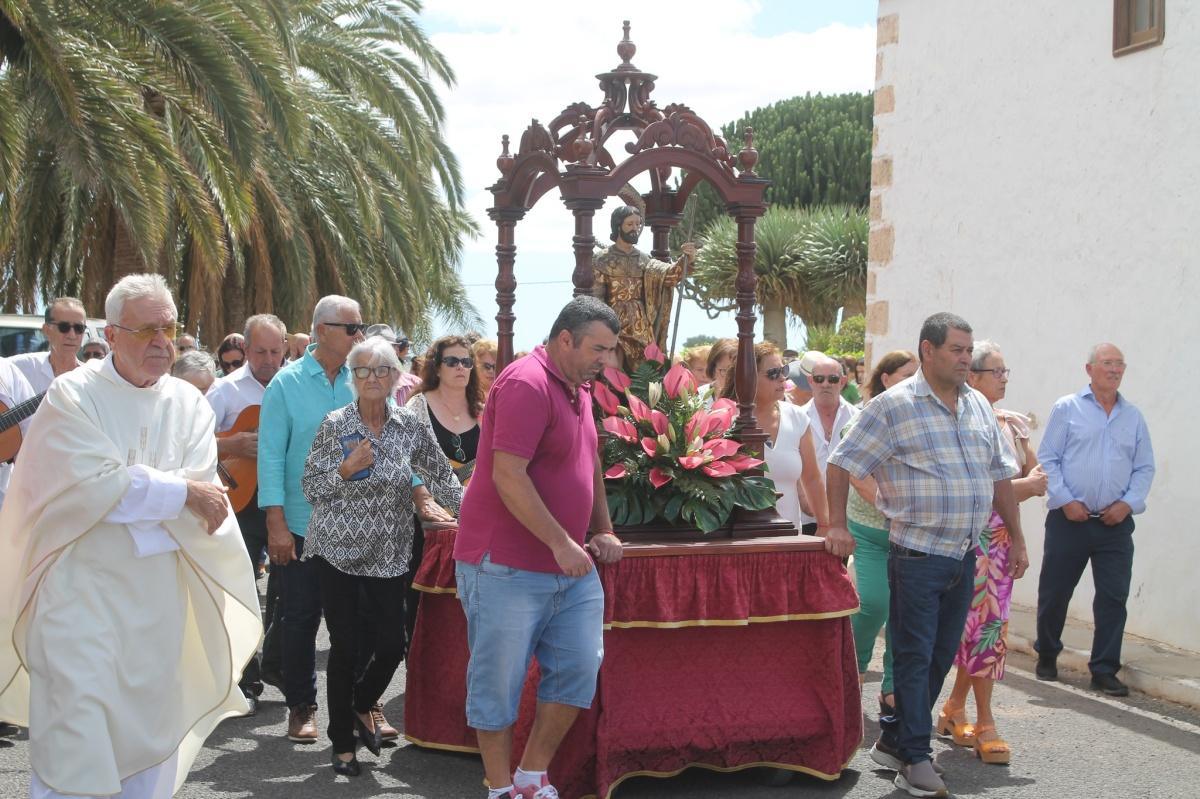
top-left (1113, 0), bottom-right (1165, 57)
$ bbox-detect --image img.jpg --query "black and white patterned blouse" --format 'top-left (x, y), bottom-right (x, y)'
top-left (301, 400), bottom-right (463, 577)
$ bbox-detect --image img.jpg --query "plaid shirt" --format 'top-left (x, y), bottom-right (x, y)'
top-left (828, 368), bottom-right (1018, 559)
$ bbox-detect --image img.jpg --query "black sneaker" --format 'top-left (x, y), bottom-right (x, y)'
top-left (1090, 673), bottom-right (1129, 696)
top-left (1035, 654), bottom-right (1058, 681)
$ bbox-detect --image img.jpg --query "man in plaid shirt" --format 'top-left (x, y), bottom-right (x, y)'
top-left (825, 312), bottom-right (1025, 799)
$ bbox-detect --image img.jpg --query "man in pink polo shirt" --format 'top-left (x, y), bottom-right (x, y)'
top-left (455, 296), bottom-right (624, 799)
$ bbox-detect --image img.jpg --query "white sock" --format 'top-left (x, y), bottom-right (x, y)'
top-left (514, 767), bottom-right (546, 789)
top-left (488, 787), bottom-right (514, 799)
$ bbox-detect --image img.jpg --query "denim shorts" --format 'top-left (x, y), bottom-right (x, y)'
top-left (455, 554), bottom-right (605, 731)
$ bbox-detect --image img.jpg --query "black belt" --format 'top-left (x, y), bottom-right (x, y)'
top-left (890, 543), bottom-right (928, 558)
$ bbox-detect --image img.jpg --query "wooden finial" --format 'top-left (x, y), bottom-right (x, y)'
top-left (496, 134), bottom-right (514, 174)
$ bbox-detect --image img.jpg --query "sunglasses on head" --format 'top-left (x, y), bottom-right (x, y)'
top-left (440, 356), bottom-right (474, 369)
top-left (352, 365), bottom-right (395, 379)
top-left (221, 358), bottom-right (244, 370)
top-left (110, 322), bottom-right (179, 342)
top-left (324, 322), bottom-right (367, 335)
top-left (812, 374), bottom-right (842, 384)
top-left (50, 321), bottom-right (87, 335)
top-left (765, 366), bottom-right (787, 380)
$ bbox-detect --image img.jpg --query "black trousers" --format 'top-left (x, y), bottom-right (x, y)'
top-left (235, 498), bottom-right (281, 697)
top-left (314, 556), bottom-right (407, 753)
top-left (1035, 509), bottom-right (1135, 676)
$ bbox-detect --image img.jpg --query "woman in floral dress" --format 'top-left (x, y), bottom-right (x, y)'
top-left (936, 342), bottom-right (1047, 764)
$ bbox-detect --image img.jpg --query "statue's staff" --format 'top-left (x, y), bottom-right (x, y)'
top-left (667, 218), bottom-right (697, 362)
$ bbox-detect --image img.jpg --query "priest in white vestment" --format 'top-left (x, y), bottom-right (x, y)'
top-left (0, 274), bottom-right (262, 798)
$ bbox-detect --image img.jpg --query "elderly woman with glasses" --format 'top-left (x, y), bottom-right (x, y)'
top-left (719, 341), bottom-right (828, 531)
top-left (301, 337), bottom-right (462, 776)
top-left (936, 341), bottom-right (1045, 765)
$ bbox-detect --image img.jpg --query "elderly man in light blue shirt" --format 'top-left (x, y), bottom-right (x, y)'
top-left (1034, 343), bottom-right (1154, 697)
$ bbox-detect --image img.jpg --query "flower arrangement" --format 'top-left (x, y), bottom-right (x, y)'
top-left (596, 343), bottom-right (777, 533)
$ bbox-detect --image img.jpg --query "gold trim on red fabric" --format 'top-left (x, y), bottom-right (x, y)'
top-left (603, 607), bottom-right (859, 630)
top-left (402, 733), bottom-right (480, 754)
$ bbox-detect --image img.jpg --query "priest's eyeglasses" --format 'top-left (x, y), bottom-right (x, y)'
top-left (110, 323), bottom-right (178, 341)
top-left (351, 365), bottom-right (395, 379)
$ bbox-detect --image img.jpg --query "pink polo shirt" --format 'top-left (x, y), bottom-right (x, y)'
top-left (454, 345), bottom-right (598, 574)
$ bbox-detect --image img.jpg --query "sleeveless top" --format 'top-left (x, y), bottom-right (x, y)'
top-left (763, 401), bottom-right (812, 529)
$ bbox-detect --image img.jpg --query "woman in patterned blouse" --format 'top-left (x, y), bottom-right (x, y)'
top-left (301, 337), bottom-right (462, 776)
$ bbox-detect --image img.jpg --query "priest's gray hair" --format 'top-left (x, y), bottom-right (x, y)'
top-left (310, 295), bottom-right (361, 337)
top-left (347, 337), bottom-right (401, 399)
top-left (971, 340), bottom-right (1002, 371)
top-left (171, 349), bottom-right (218, 381)
top-left (105, 274), bottom-right (176, 324)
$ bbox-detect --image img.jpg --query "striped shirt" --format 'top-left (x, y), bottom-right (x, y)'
top-left (828, 368), bottom-right (1018, 559)
top-left (1037, 386), bottom-right (1154, 514)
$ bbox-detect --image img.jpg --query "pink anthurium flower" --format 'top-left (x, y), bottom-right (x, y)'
top-left (602, 416), bottom-right (638, 443)
top-left (626, 393), bottom-right (652, 423)
top-left (702, 438), bottom-right (741, 459)
top-left (650, 409), bottom-right (669, 436)
top-left (705, 407), bottom-right (735, 437)
top-left (677, 453), bottom-right (707, 470)
top-left (604, 463), bottom-right (628, 479)
top-left (710, 398), bottom-right (737, 413)
top-left (593, 381), bottom-right (620, 416)
top-left (663, 362), bottom-right (697, 399)
top-left (702, 461), bottom-right (737, 478)
top-left (643, 342), bottom-right (666, 364)
top-left (603, 367), bottom-right (632, 392)
top-left (684, 409), bottom-right (708, 443)
top-left (648, 467), bottom-right (673, 488)
top-left (641, 437), bottom-right (659, 458)
top-left (724, 455), bottom-right (764, 472)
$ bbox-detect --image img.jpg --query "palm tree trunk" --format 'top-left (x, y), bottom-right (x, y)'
top-left (762, 300), bottom-right (788, 348)
top-left (112, 215), bottom-right (147, 280)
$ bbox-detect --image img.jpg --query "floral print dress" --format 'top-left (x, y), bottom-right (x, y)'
top-left (954, 410), bottom-right (1030, 679)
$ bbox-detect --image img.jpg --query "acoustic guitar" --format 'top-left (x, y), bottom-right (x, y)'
top-left (0, 392), bottom-right (47, 463)
top-left (216, 404), bottom-right (260, 513)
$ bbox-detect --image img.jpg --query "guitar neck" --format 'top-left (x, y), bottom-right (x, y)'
top-left (0, 392), bottom-right (47, 434)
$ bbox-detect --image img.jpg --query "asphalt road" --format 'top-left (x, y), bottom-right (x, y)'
top-left (2, 626), bottom-right (1198, 798)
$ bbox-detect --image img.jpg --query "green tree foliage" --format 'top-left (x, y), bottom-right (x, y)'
top-left (0, 0), bottom-right (479, 338)
top-left (829, 314), bottom-right (865, 358)
top-left (682, 334), bottom-right (717, 348)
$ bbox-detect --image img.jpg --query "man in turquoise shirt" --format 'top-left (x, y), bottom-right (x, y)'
top-left (259, 295), bottom-right (364, 743)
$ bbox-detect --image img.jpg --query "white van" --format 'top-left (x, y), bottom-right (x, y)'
top-left (0, 313), bottom-right (107, 358)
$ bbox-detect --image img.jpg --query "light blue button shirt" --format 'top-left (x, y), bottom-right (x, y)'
top-left (1037, 385), bottom-right (1155, 514)
top-left (257, 344), bottom-right (355, 536)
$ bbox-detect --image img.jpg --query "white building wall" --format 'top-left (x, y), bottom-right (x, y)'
top-left (869, 1), bottom-right (1199, 651)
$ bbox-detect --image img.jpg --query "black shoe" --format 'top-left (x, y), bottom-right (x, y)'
top-left (1035, 654), bottom-right (1058, 681)
top-left (0, 721), bottom-right (16, 737)
top-left (354, 712), bottom-right (382, 756)
top-left (1090, 673), bottom-right (1129, 696)
top-left (330, 751), bottom-right (361, 776)
top-left (241, 693), bottom-right (259, 717)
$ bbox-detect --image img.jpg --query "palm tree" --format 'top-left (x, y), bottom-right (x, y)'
top-left (798, 205), bottom-right (868, 318)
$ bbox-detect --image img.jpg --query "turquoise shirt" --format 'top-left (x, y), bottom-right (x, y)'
top-left (258, 343), bottom-right (355, 537)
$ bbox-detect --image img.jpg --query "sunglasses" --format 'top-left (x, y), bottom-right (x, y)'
top-left (81, 350), bottom-right (106, 361)
top-left (110, 322), bottom-right (179, 342)
top-left (221, 358), bottom-right (244, 370)
top-left (50, 320), bottom-right (87, 335)
top-left (352, 365), bottom-right (395, 379)
top-left (812, 374), bottom-right (842, 384)
top-left (324, 322), bottom-right (367, 336)
top-left (765, 366), bottom-right (787, 380)
top-left (449, 432), bottom-right (467, 463)
top-left (440, 356), bottom-right (474, 369)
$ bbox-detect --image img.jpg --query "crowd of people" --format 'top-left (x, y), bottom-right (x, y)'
top-left (0, 281), bottom-right (1155, 799)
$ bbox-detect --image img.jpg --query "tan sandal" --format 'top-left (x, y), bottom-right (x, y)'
top-left (972, 724), bottom-right (1011, 765)
top-left (935, 707), bottom-right (976, 747)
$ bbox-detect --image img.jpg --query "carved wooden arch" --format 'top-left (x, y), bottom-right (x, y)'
top-left (486, 22), bottom-right (787, 537)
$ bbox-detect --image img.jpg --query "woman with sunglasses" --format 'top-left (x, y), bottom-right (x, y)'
top-left (301, 337), bottom-right (462, 776)
top-left (719, 341), bottom-right (828, 532)
top-left (471, 338), bottom-right (499, 397)
top-left (216, 335), bottom-right (247, 377)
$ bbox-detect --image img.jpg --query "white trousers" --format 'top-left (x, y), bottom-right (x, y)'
top-left (31, 751), bottom-right (178, 799)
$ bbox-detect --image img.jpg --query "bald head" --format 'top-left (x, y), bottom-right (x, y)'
top-left (810, 354), bottom-right (846, 408)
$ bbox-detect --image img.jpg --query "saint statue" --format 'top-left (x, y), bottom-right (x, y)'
top-left (592, 205), bottom-right (697, 369)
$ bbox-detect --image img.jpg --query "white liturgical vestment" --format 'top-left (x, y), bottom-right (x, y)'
top-left (0, 355), bottom-right (262, 797)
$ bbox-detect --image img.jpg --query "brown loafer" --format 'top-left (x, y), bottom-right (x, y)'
top-left (371, 703), bottom-right (399, 740)
top-left (287, 704), bottom-right (319, 743)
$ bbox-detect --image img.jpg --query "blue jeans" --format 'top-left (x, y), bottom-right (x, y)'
top-left (456, 554), bottom-right (605, 732)
top-left (881, 544), bottom-right (976, 764)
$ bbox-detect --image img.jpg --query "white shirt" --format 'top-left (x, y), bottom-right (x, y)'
top-left (0, 359), bottom-right (37, 509)
top-left (205, 363), bottom-right (267, 433)
top-left (6, 351), bottom-right (82, 394)
top-left (763, 401), bottom-right (813, 530)
top-left (799, 396), bottom-right (859, 525)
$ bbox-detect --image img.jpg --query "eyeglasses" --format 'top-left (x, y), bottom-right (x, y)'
top-left (110, 322), bottom-right (179, 341)
top-left (440, 356), bottom-right (474, 369)
top-left (50, 321), bottom-right (87, 335)
top-left (764, 366), bottom-right (787, 381)
top-left (351, 365), bottom-right (395, 379)
top-left (482, 362), bottom-right (496, 373)
top-left (324, 322), bottom-right (367, 336)
top-left (1095, 360), bottom-right (1126, 370)
top-left (811, 374), bottom-right (842, 384)
top-left (221, 358), bottom-right (244, 370)
top-left (81, 350), bottom-right (106, 361)
top-left (970, 367), bottom-right (1011, 379)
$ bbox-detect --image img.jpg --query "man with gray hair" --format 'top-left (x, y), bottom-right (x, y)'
top-left (258, 295), bottom-right (373, 743)
top-left (171, 349), bottom-right (219, 394)
top-left (7, 297), bottom-right (88, 393)
top-left (1035, 343), bottom-right (1155, 697)
top-left (799, 353), bottom-right (857, 533)
top-left (0, 273), bottom-right (261, 797)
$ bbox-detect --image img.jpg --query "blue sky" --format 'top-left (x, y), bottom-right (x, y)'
top-left (423, 1), bottom-right (877, 350)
